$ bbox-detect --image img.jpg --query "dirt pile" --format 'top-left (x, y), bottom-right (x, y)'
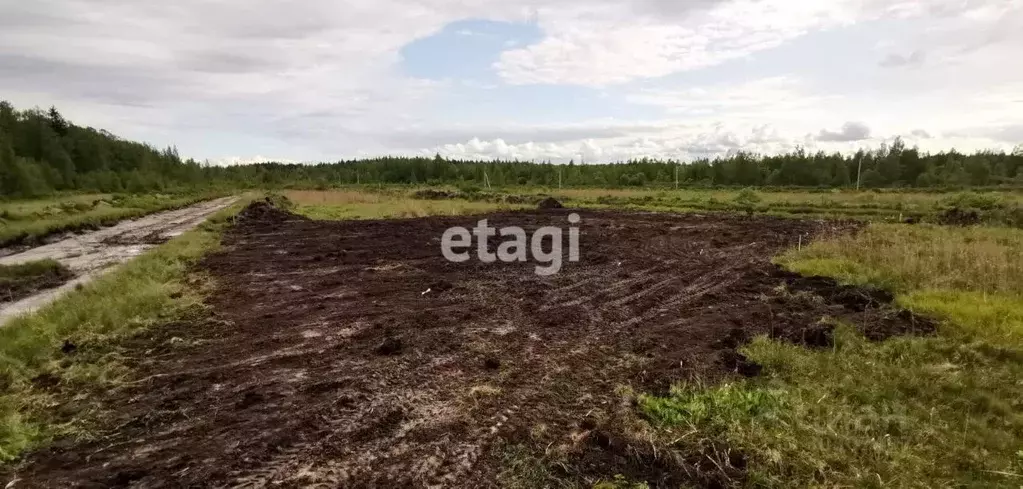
top-left (537, 197), bottom-right (564, 209)
top-left (412, 189), bottom-right (458, 200)
top-left (9, 210), bottom-right (934, 488)
top-left (235, 198), bottom-right (307, 224)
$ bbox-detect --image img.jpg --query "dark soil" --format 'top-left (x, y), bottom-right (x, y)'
top-left (537, 197), bottom-right (564, 209)
top-left (5, 206), bottom-right (934, 488)
top-left (100, 230), bottom-right (170, 246)
top-left (0, 263), bottom-right (74, 304)
top-left (412, 189), bottom-right (458, 200)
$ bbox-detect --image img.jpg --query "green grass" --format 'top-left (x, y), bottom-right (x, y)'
top-left (0, 197), bottom-right (247, 461)
top-left (0, 191), bottom-right (227, 248)
top-left (0, 260), bottom-right (68, 283)
top-left (639, 222), bottom-right (1023, 487)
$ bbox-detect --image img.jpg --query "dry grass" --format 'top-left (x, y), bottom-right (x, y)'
top-left (778, 223), bottom-right (1023, 295)
top-left (286, 189), bottom-right (390, 205)
top-left (287, 189), bottom-right (527, 220)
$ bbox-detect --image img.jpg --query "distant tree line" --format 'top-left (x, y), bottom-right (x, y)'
top-left (2, 100), bottom-right (1022, 198)
top-left (0, 101), bottom-right (217, 197)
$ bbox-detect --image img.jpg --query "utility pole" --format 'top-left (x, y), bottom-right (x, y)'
top-left (558, 168), bottom-right (563, 189)
top-left (855, 155), bottom-right (863, 191)
top-left (674, 164), bottom-right (679, 190)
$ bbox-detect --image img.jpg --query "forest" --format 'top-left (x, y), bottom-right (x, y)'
top-left (2, 100), bottom-right (1022, 198)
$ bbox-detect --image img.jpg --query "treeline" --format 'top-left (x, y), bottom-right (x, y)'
top-left (219, 141), bottom-right (1023, 189)
top-left (0, 102), bottom-right (213, 197)
top-left (2, 100), bottom-right (1022, 198)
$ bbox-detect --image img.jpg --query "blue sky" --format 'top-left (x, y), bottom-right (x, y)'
top-left (1, 0), bottom-right (1020, 164)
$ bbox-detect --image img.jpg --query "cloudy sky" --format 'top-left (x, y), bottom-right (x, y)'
top-left (1, 0), bottom-right (1021, 164)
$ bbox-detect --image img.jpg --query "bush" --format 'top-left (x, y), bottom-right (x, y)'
top-left (732, 188), bottom-right (762, 217)
top-left (937, 192), bottom-right (1005, 212)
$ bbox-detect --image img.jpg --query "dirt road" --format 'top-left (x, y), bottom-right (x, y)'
top-left (5, 203), bottom-right (935, 487)
top-left (0, 196), bottom-right (237, 324)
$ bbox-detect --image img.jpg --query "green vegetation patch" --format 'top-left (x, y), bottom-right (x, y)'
top-left (637, 222), bottom-right (1023, 488)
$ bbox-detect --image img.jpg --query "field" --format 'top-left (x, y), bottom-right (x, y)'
top-left (396, 186), bottom-right (1023, 224)
top-left (0, 188), bottom-right (1021, 487)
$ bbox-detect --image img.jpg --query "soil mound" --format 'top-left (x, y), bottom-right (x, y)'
top-left (236, 198), bottom-right (307, 224)
top-left (537, 197), bottom-right (564, 209)
top-left (412, 189), bottom-right (457, 200)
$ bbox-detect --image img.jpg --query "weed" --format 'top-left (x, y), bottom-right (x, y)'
top-left (640, 383), bottom-right (787, 431)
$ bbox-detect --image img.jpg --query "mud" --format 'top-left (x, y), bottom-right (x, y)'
top-left (5, 206), bottom-right (934, 487)
top-left (0, 197), bottom-right (237, 325)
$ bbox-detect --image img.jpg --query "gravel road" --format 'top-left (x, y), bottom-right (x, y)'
top-left (0, 196), bottom-right (238, 325)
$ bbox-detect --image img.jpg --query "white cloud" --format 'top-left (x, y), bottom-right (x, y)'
top-left (211, 156), bottom-right (303, 166)
top-left (422, 122), bottom-right (801, 162)
top-left (0, 0), bottom-right (1020, 163)
top-left (626, 77), bottom-right (834, 121)
top-left (816, 122), bottom-right (872, 142)
top-left (879, 50), bottom-right (926, 68)
top-left (496, 0), bottom-right (871, 86)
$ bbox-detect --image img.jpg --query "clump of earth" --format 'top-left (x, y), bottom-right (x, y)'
top-left (537, 197), bottom-right (564, 209)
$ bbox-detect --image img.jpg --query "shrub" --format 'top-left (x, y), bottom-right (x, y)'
top-left (733, 188), bottom-right (762, 217)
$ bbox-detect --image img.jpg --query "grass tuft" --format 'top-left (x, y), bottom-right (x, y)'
top-left (639, 383), bottom-right (787, 432)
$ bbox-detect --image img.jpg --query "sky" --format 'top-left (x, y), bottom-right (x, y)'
top-left (1, 0), bottom-right (1021, 165)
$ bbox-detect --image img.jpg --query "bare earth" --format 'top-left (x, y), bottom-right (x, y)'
top-left (3, 203), bottom-right (934, 487)
top-left (0, 197), bottom-right (237, 325)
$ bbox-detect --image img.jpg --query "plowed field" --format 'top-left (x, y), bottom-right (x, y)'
top-left (9, 203), bottom-right (933, 488)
